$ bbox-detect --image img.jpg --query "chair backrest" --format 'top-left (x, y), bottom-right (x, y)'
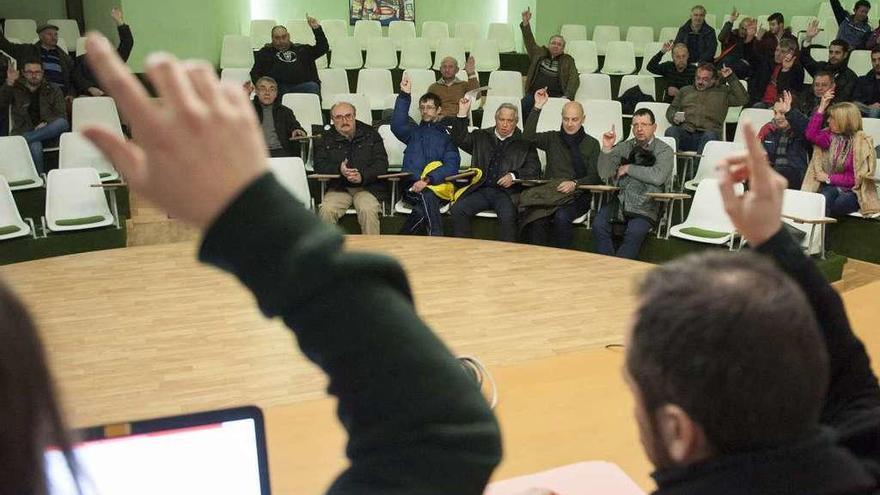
top-left (639, 42), bottom-right (669, 75)
top-left (850, 49), bottom-right (872, 76)
top-left (790, 15), bottom-right (818, 35)
top-left (319, 68), bottom-right (351, 109)
top-left (3, 19), bottom-right (37, 43)
top-left (560, 24), bottom-right (588, 42)
top-left (249, 19), bottom-right (277, 49)
top-left (329, 36), bottom-right (364, 69)
top-left (220, 35), bottom-right (253, 69)
top-left (356, 69), bottom-right (394, 110)
top-left (487, 70), bottom-right (524, 98)
top-left (388, 21), bottom-right (416, 49)
top-left (691, 140), bottom-right (746, 186)
top-left (268, 157), bottom-right (311, 207)
top-left (472, 39), bottom-right (501, 71)
top-left (617, 74), bottom-right (656, 100)
top-left (682, 177), bottom-right (739, 232)
top-left (320, 19), bottom-right (349, 47)
top-left (657, 26), bottom-right (678, 43)
top-left (353, 20), bottom-right (382, 50)
top-left (574, 73), bottom-right (612, 101)
top-left (327, 93), bottom-right (372, 124)
top-left (862, 117), bottom-right (880, 145)
top-left (592, 25), bottom-right (621, 55)
top-left (455, 22), bottom-right (482, 50)
top-left (432, 38), bottom-right (466, 70)
top-left (656, 135), bottom-right (678, 189)
top-left (281, 93), bottom-right (323, 135)
top-left (45, 168), bottom-right (113, 231)
top-left (704, 13), bottom-right (718, 30)
top-left (782, 189), bottom-right (827, 255)
top-left (756, 15), bottom-right (770, 29)
top-left (722, 14), bottom-right (751, 28)
top-left (421, 21), bottom-right (450, 50)
top-left (634, 101), bottom-right (672, 137)
top-left (59, 132), bottom-right (119, 182)
top-left (535, 97), bottom-right (571, 170)
top-left (487, 23), bottom-right (516, 52)
top-left (220, 68), bottom-right (252, 88)
top-left (398, 37), bottom-right (432, 69)
top-left (364, 37), bottom-right (397, 69)
top-left (0, 136), bottom-right (43, 190)
top-left (734, 108), bottom-right (774, 143)
top-left (0, 177), bottom-right (30, 240)
top-left (480, 96), bottom-right (523, 129)
top-left (818, 1), bottom-right (834, 19)
top-left (286, 19), bottom-right (316, 45)
top-left (581, 99), bottom-right (623, 144)
top-left (810, 47), bottom-right (829, 62)
top-left (568, 40), bottom-right (598, 74)
top-left (75, 36), bottom-right (87, 55)
top-left (46, 19), bottom-right (81, 52)
top-left (402, 68), bottom-right (436, 121)
top-left (72, 97), bottom-right (123, 136)
top-left (625, 26), bottom-right (654, 56)
top-left (600, 41), bottom-right (636, 75)
top-left (460, 129), bottom-right (476, 168)
top-left (378, 124), bottom-right (407, 169)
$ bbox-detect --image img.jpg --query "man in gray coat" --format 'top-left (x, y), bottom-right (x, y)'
top-left (592, 108), bottom-right (674, 259)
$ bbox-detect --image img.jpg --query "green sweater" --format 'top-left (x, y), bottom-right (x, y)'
top-left (199, 174), bottom-right (502, 494)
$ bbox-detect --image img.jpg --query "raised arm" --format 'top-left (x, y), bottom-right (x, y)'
top-left (646, 45), bottom-right (668, 76)
top-left (830, 0), bottom-right (848, 25)
top-left (307, 16), bottom-right (330, 59)
top-left (519, 8), bottom-right (542, 59)
top-left (522, 89), bottom-right (555, 150)
top-left (450, 98), bottom-right (475, 153)
top-left (391, 80), bottom-right (415, 143)
top-left (724, 72), bottom-right (749, 107)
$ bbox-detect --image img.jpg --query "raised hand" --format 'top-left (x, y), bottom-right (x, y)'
top-left (602, 124), bottom-right (616, 150)
top-left (719, 65), bottom-right (733, 78)
top-left (522, 7), bottom-right (532, 26)
top-left (400, 74), bottom-right (411, 94)
top-left (464, 55), bottom-right (476, 75)
top-left (781, 52), bottom-right (796, 71)
top-left (534, 87), bottom-right (549, 109)
top-left (110, 7), bottom-right (124, 25)
top-left (80, 34), bottom-right (268, 229)
top-left (818, 88), bottom-right (835, 113)
top-left (661, 40), bottom-right (674, 53)
top-left (307, 14), bottom-right (320, 29)
top-left (756, 26), bottom-right (767, 40)
top-left (777, 90), bottom-right (793, 114)
top-left (805, 19), bottom-right (820, 40)
top-left (5, 63), bottom-right (18, 86)
top-left (730, 8), bottom-right (739, 22)
top-left (457, 97), bottom-right (472, 117)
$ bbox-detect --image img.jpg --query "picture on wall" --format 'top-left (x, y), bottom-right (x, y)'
top-left (349, 0), bottom-right (415, 26)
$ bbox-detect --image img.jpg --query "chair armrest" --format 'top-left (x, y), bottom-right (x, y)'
top-left (444, 169), bottom-right (479, 182)
top-left (646, 192), bottom-right (691, 201)
top-left (782, 214), bottom-right (838, 225)
top-left (289, 134), bottom-right (322, 142)
top-left (307, 173), bottom-right (341, 181)
top-left (90, 182), bottom-right (129, 188)
top-left (577, 184), bottom-right (620, 193)
top-left (378, 172), bottom-right (411, 181)
top-left (512, 179), bottom-right (550, 186)
top-left (675, 151), bottom-right (702, 159)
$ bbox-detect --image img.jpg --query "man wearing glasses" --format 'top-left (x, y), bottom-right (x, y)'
top-left (0, 60), bottom-right (69, 173)
top-left (250, 76), bottom-right (306, 158)
top-left (313, 101), bottom-right (388, 234)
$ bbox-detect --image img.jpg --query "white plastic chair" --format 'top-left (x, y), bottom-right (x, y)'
top-left (574, 73), bottom-right (612, 101)
top-left (626, 26), bottom-right (655, 56)
top-left (44, 168), bottom-right (114, 232)
top-left (402, 69), bottom-right (436, 121)
top-left (455, 22), bottom-right (482, 51)
top-left (600, 41), bottom-right (636, 75)
top-left (658, 26), bottom-right (679, 43)
top-left (285, 19), bottom-right (316, 45)
top-left (421, 21), bottom-right (450, 50)
top-left (47, 19), bottom-right (81, 52)
top-left (487, 23), bottom-right (516, 53)
top-left (327, 93), bottom-right (372, 125)
top-left (634, 101), bottom-right (672, 137)
top-left (862, 118), bottom-right (880, 144)
top-left (487, 70), bottom-right (524, 98)
top-left (472, 39), bottom-right (501, 71)
top-left (388, 21), bottom-right (416, 50)
top-left (379, 124), bottom-right (406, 170)
top-left (353, 20), bottom-right (382, 50)
top-left (818, 2), bottom-right (834, 19)
top-left (356, 69), bottom-right (394, 110)
top-left (704, 13), bottom-right (718, 30)
top-left (568, 40), bottom-right (599, 74)
top-left (592, 25), bottom-right (621, 56)
top-left (268, 156), bottom-right (313, 209)
top-left (281, 93), bottom-right (323, 169)
top-left (432, 38), bottom-right (466, 70)
top-left (364, 37), bottom-right (397, 69)
top-left (250, 19), bottom-right (277, 49)
top-left (220, 68), bottom-right (252, 86)
top-left (75, 36), bottom-right (87, 55)
top-left (72, 97), bottom-right (123, 137)
top-left (221, 35), bottom-right (254, 69)
top-left (782, 189), bottom-right (831, 257)
top-left (398, 37), bottom-right (432, 69)
top-left (850, 50), bottom-right (872, 76)
top-left (670, 178), bottom-right (743, 248)
top-left (560, 24), bottom-right (588, 42)
top-left (320, 19), bottom-right (349, 48)
top-left (329, 36), bottom-right (363, 69)
top-left (535, 97), bottom-right (570, 170)
top-left (790, 15), bottom-right (818, 35)
top-left (480, 96), bottom-right (523, 130)
top-left (319, 68), bottom-right (351, 109)
top-left (684, 141), bottom-right (745, 191)
top-left (59, 132), bottom-right (119, 182)
top-left (723, 79), bottom-right (749, 139)
top-left (733, 108), bottom-right (773, 143)
top-left (639, 42), bottom-right (668, 75)
top-left (581, 99), bottom-right (623, 144)
top-left (0, 136), bottom-right (43, 191)
top-left (3, 20), bottom-right (37, 43)
top-left (617, 74), bottom-right (656, 101)
top-left (0, 177), bottom-right (33, 240)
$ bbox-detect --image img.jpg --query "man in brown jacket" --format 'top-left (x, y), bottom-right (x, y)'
top-left (520, 7), bottom-right (579, 120)
top-left (427, 55), bottom-right (479, 122)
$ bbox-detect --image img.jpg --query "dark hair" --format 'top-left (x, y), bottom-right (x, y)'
top-left (778, 38), bottom-right (799, 53)
top-left (768, 12), bottom-right (785, 24)
top-left (696, 62), bottom-right (717, 77)
top-left (419, 92), bottom-right (442, 109)
top-left (872, 47), bottom-right (880, 55)
top-left (855, 0), bottom-right (871, 11)
top-left (814, 70), bottom-right (836, 82)
top-left (626, 251), bottom-right (829, 456)
top-left (21, 59), bottom-right (42, 69)
top-left (830, 38), bottom-right (852, 53)
top-left (632, 108), bottom-right (656, 124)
top-left (270, 25), bottom-right (287, 36)
top-left (0, 279), bottom-right (81, 494)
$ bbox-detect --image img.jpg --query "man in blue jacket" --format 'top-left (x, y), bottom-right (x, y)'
top-left (392, 76), bottom-right (461, 236)
top-left (757, 91), bottom-right (811, 189)
top-left (674, 5), bottom-right (718, 64)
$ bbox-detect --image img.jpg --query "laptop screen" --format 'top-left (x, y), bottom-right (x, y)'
top-left (45, 406), bottom-right (270, 495)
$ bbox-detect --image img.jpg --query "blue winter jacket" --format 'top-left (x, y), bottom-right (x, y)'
top-left (391, 92), bottom-right (461, 183)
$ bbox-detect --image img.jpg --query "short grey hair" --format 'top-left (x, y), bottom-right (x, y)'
top-left (495, 102), bottom-right (519, 121)
top-left (549, 35), bottom-right (566, 47)
top-left (330, 101), bottom-right (356, 116)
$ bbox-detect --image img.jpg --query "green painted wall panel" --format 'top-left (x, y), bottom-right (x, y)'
top-left (3, 0), bottom-right (66, 26)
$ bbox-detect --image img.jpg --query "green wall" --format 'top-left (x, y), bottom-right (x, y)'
top-left (3, 0), bottom-right (66, 25)
top-left (83, 0), bottom-right (120, 46)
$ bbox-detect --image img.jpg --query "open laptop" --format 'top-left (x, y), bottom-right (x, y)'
top-left (45, 406), bottom-right (270, 495)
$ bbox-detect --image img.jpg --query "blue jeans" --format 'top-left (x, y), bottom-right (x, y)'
top-left (23, 118), bottom-right (69, 174)
top-left (400, 185), bottom-right (445, 236)
top-left (450, 186), bottom-right (518, 241)
top-left (277, 81), bottom-right (320, 98)
top-left (592, 205), bottom-right (653, 259)
top-left (664, 126), bottom-right (719, 154)
top-left (524, 195), bottom-right (590, 248)
top-left (820, 185), bottom-right (860, 217)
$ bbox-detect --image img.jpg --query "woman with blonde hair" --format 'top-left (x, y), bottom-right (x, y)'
top-left (716, 10), bottom-right (757, 78)
top-left (802, 91), bottom-right (880, 216)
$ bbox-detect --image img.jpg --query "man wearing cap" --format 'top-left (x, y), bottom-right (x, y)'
top-left (0, 21), bottom-right (88, 97)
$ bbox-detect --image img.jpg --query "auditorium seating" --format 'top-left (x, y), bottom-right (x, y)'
top-left (44, 168), bottom-right (116, 233)
top-left (249, 19), bottom-right (276, 49)
top-left (683, 141), bottom-right (745, 191)
top-left (0, 136), bottom-right (43, 191)
top-left (0, 177), bottom-right (34, 241)
top-left (72, 97), bottom-right (124, 137)
top-left (59, 133), bottom-right (120, 182)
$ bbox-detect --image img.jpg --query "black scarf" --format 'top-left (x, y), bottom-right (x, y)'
top-left (560, 127), bottom-right (588, 178)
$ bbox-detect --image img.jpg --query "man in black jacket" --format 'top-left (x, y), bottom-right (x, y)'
top-left (449, 99), bottom-right (541, 242)
top-left (313, 101), bottom-right (388, 235)
top-left (251, 77), bottom-right (305, 158)
top-left (250, 16), bottom-right (328, 97)
top-left (801, 21), bottom-right (859, 101)
top-left (854, 48), bottom-right (880, 117)
top-left (74, 7), bottom-right (134, 97)
top-left (745, 37), bottom-right (804, 108)
top-left (797, 71), bottom-right (840, 116)
top-left (674, 5), bottom-right (717, 64)
top-left (647, 41), bottom-right (696, 103)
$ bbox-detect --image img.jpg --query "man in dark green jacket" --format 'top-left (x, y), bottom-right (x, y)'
top-left (520, 89), bottom-right (600, 248)
top-left (520, 7), bottom-right (579, 121)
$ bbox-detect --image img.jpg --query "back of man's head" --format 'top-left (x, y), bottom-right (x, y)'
top-left (626, 251), bottom-right (828, 459)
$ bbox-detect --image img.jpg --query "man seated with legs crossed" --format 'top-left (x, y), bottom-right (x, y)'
top-left (314, 101), bottom-right (388, 235)
top-left (449, 98), bottom-right (540, 242)
top-left (592, 109), bottom-right (674, 259)
top-left (392, 76), bottom-right (460, 236)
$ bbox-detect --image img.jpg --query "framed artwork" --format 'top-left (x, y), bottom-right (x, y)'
top-left (349, 0), bottom-right (415, 26)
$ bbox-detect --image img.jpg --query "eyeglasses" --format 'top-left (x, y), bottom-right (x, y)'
top-left (23, 70), bottom-right (44, 75)
top-left (331, 113), bottom-right (354, 121)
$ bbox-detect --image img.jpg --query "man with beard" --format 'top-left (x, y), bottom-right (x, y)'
top-left (250, 16), bottom-right (328, 97)
top-left (801, 21), bottom-right (858, 101)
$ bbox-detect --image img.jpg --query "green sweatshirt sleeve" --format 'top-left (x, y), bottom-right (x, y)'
top-left (199, 173), bottom-right (502, 495)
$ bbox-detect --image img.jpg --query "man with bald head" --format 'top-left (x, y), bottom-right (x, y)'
top-left (251, 16), bottom-right (328, 97)
top-left (427, 55), bottom-right (478, 120)
top-left (313, 101), bottom-right (388, 235)
top-left (519, 88), bottom-right (602, 248)
top-left (521, 7), bottom-right (579, 120)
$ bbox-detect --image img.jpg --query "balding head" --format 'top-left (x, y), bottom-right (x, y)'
top-left (562, 101), bottom-right (585, 135)
top-left (330, 101), bottom-right (357, 138)
top-left (439, 56), bottom-right (460, 81)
